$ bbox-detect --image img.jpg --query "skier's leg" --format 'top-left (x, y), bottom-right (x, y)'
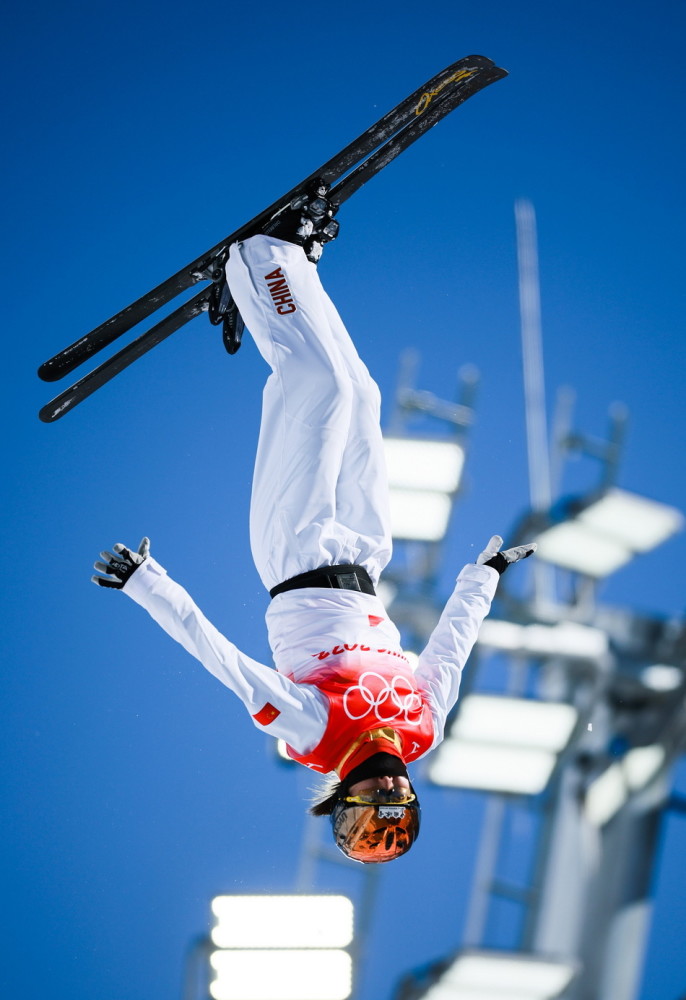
top-left (226, 235), bottom-right (361, 592)
top-left (316, 289), bottom-right (393, 586)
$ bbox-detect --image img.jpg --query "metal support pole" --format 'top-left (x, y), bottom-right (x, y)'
top-left (578, 775), bottom-right (670, 1000)
top-left (463, 796), bottom-right (507, 946)
top-left (181, 934), bottom-right (212, 1000)
top-left (515, 199), bottom-right (552, 514)
top-left (515, 200), bottom-right (556, 610)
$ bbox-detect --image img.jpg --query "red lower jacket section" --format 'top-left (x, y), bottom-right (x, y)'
top-left (286, 653), bottom-right (435, 774)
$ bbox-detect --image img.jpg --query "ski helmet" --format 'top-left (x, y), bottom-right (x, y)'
top-left (330, 788), bottom-right (421, 863)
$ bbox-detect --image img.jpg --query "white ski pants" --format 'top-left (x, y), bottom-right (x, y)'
top-left (225, 235), bottom-right (392, 592)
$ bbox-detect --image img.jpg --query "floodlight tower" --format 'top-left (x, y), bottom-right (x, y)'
top-left (396, 200), bottom-right (685, 1000)
top-left (475, 202), bottom-right (684, 1000)
top-left (512, 479), bottom-right (685, 1000)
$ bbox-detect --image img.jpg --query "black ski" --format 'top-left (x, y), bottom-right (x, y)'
top-left (39, 290), bottom-right (211, 423)
top-left (39, 56), bottom-right (507, 421)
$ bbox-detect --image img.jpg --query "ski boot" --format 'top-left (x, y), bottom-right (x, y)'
top-left (207, 278), bottom-right (245, 355)
top-left (209, 179), bottom-right (340, 354)
top-left (262, 178), bottom-right (340, 263)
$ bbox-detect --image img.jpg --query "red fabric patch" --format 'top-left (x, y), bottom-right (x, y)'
top-left (368, 615), bottom-right (384, 627)
top-left (253, 703), bottom-right (281, 726)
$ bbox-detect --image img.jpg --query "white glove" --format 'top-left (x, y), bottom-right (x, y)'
top-left (92, 537), bottom-right (150, 589)
top-left (477, 534), bottom-right (537, 575)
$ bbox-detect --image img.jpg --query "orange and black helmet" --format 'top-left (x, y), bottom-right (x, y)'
top-left (330, 788), bottom-right (421, 863)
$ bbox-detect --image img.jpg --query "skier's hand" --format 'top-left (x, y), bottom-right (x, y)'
top-left (92, 537), bottom-right (150, 589)
top-left (476, 534), bottom-right (537, 575)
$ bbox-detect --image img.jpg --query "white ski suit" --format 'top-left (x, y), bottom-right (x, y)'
top-left (123, 235), bottom-right (498, 770)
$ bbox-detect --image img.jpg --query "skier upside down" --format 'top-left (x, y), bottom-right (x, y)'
top-left (93, 188), bottom-right (536, 863)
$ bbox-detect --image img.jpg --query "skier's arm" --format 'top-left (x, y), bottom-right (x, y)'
top-left (414, 563), bottom-right (498, 741)
top-left (415, 536), bottom-right (536, 739)
top-left (93, 544), bottom-right (327, 753)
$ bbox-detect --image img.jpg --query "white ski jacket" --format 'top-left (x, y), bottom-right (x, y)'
top-left (124, 557), bottom-right (498, 760)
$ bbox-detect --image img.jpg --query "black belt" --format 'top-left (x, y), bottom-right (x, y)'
top-left (270, 563), bottom-right (376, 599)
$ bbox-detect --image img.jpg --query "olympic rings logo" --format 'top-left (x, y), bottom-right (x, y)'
top-left (343, 672), bottom-right (424, 727)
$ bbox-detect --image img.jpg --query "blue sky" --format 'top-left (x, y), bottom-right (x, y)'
top-left (3, 2), bottom-right (685, 999)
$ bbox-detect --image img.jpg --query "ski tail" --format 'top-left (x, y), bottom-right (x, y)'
top-left (39, 289), bottom-right (210, 423)
top-left (37, 56), bottom-right (504, 384)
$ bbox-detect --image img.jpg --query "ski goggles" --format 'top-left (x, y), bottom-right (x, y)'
top-left (344, 790), bottom-right (416, 806)
top-left (332, 800), bottom-right (421, 863)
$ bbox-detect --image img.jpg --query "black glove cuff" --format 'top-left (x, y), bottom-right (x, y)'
top-left (484, 552), bottom-right (509, 575)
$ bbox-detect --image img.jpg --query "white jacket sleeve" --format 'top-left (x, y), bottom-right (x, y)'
top-left (414, 563), bottom-right (498, 746)
top-left (123, 557), bottom-right (328, 754)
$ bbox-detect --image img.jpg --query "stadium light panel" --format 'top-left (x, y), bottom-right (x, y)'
top-left (476, 619), bottom-right (523, 651)
top-left (384, 437), bottom-right (465, 493)
top-left (454, 695), bottom-right (577, 752)
top-left (210, 948), bottom-right (352, 1000)
top-left (585, 763), bottom-right (627, 826)
top-left (428, 696), bottom-right (577, 794)
top-left (436, 951), bottom-right (576, 998)
top-left (428, 739), bottom-right (557, 795)
top-left (477, 619), bottom-right (607, 659)
top-left (388, 489), bottom-right (452, 541)
top-left (424, 990), bottom-right (542, 1000)
top-left (641, 663), bottom-right (683, 692)
top-left (384, 436), bottom-right (464, 541)
top-left (211, 895), bottom-right (353, 949)
top-left (578, 489), bottom-right (684, 552)
top-left (534, 522), bottom-right (630, 576)
top-left (524, 622), bottom-right (607, 658)
top-left (531, 488), bottom-right (683, 578)
top-left (623, 744), bottom-right (666, 791)
top-left (585, 743), bottom-right (667, 827)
